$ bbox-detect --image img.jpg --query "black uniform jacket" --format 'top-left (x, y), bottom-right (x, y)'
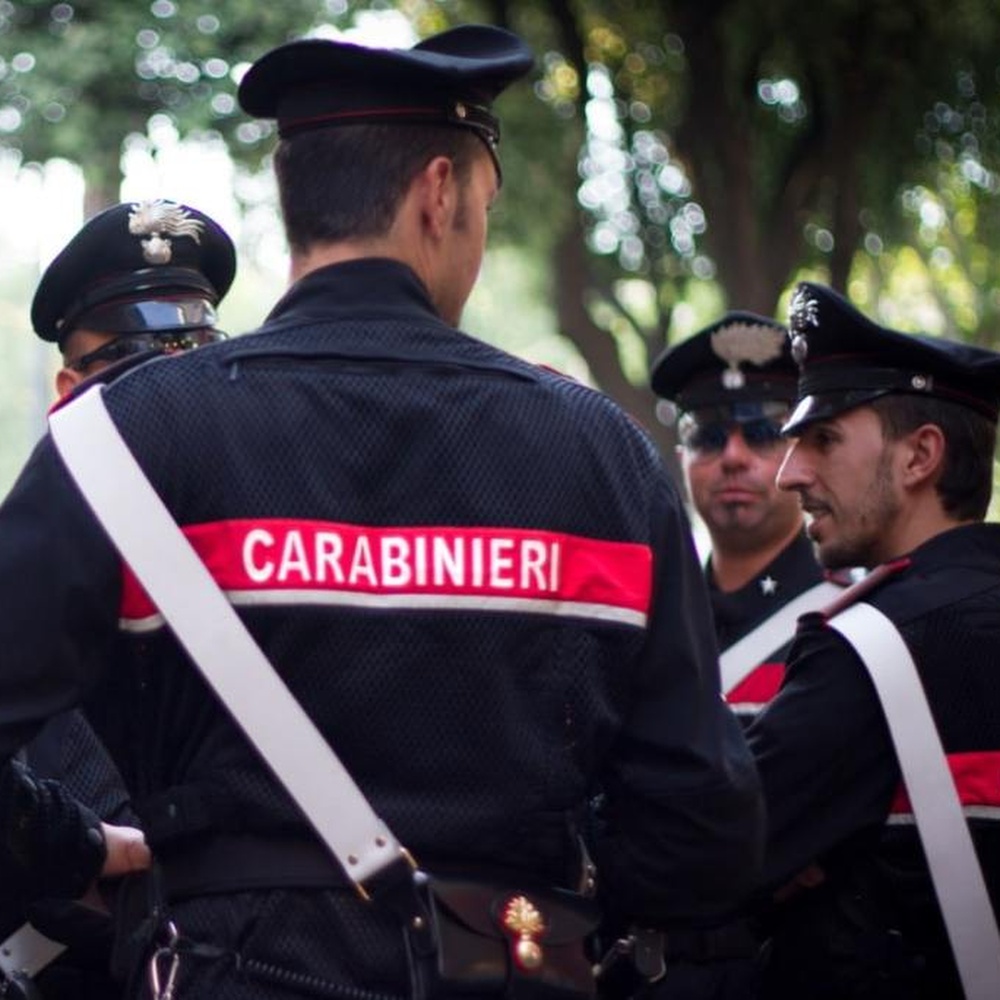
top-left (708, 531), bottom-right (825, 720)
top-left (748, 523), bottom-right (1000, 996)
top-left (0, 260), bottom-right (761, 991)
top-left (0, 356), bottom-right (141, 1000)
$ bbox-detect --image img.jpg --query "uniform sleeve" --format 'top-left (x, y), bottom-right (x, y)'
top-left (0, 435), bottom-right (122, 760)
top-left (25, 712), bottom-right (135, 825)
top-left (746, 619), bottom-right (899, 890)
top-left (594, 469), bottom-right (765, 926)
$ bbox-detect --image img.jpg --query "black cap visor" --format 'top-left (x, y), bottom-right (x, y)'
top-left (782, 389), bottom-right (895, 436)
top-left (65, 297), bottom-right (218, 341)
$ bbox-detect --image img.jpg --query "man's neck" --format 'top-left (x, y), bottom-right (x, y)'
top-left (289, 240), bottom-right (407, 285)
top-left (710, 522), bottom-right (804, 594)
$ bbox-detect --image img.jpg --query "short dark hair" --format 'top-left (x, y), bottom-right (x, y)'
top-left (273, 124), bottom-right (483, 254)
top-left (871, 393), bottom-right (997, 520)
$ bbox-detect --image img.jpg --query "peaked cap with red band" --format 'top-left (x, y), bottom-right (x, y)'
top-left (783, 281), bottom-right (1000, 435)
top-left (32, 200), bottom-right (235, 346)
top-left (237, 23), bottom-right (534, 165)
top-left (651, 311), bottom-right (796, 412)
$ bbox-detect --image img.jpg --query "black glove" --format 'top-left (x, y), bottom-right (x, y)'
top-left (0, 759), bottom-right (107, 901)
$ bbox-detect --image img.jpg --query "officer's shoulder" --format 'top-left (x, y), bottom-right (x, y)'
top-left (530, 359), bottom-right (624, 408)
top-left (817, 558), bottom-right (912, 621)
top-left (96, 336), bottom-right (230, 418)
top-left (533, 362), bottom-right (658, 441)
top-left (47, 351), bottom-right (176, 418)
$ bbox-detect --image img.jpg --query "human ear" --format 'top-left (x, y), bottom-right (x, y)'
top-left (55, 367), bottom-right (84, 399)
top-left (416, 155), bottom-right (457, 239)
top-left (902, 423), bottom-right (946, 488)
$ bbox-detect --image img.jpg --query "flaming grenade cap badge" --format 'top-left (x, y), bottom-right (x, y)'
top-left (788, 286), bottom-right (820, 366)
top-left (128, 199), bottom-right (204, 265)
top-left (710, 321), bottom-right (785, 389)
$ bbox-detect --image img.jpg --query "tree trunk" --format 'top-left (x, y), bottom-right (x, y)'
top-left (552, 210), bottom-right (680, 468)
top-left (81, 141), bottom-right (123, 219)
top-left (672, 2), bottom-right (795, 314)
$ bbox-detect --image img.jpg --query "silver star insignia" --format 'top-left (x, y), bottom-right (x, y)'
top-left (759, 575), bottom-right (779, 596)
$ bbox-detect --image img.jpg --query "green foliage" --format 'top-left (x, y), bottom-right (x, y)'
top-left (478, 0), bottom-right (1000, 349)
top-left (0, 1), bottom-right (391, 195)
top-left (4, 0), bottom-right (1000, 434)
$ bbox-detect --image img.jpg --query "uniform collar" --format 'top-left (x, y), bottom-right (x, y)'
top-left (707, 530), bottom-right (824, 648)
top-left (223, 256), bottom-right (541, 384)
top-left (707, 529), bottom-right (822, 601)
top-left (266, 258), bottom-right (441, 327)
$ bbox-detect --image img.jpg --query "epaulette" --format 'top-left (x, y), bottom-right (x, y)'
top-left (819, 557), bottom-right (912, 621)
top-left (824, 566), bottom-right (862, 588)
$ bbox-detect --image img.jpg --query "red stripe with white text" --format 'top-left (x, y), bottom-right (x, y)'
top-left (119, 518), bottom-right (653, 633)
top-left (888, 750), bottom-right (1000, 824)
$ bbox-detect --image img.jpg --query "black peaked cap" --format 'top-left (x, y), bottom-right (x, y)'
top-left (32, 199), bottom-right (236, 344)
top-left (651, 311), bottom-right (796, 411)
top-left (237, 24), bottom-right (534, 146)
top-left (783, 281), bottom-right (1000, 434)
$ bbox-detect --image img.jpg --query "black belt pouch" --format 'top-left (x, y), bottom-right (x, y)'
top-left (404, 874), bottom-right (599, 1000)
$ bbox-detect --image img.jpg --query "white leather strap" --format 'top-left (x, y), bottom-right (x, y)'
top-left (720, 580), bottom-right (841, 694)
top-left (0, 922), bottom-right (66, 980)
top-left (830, 601), bottom-right (1000, 1000)
top-left (49, 385), bottom-right (406, 888)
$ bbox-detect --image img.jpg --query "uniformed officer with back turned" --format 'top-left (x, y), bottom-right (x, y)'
top-left (0, 26), bottom-right (762, 1000)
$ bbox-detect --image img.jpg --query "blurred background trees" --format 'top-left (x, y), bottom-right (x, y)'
top-left (2, 0), bottom-right (1000, 490)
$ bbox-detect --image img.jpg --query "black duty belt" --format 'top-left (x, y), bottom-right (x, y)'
top-left (159, 834), bottom-right (351, 900)
top-left (158, 834), bottom-right (571, 905)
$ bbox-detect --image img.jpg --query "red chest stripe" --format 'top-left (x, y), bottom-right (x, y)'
top-left (888, 750), bottom-right (1000, 823)
top-left (725, 662), bottom-right (785, 710)
top-left (119, 518), bottom-right (653, 632)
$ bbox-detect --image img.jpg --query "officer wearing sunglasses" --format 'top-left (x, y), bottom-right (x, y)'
top-left (30, 198), bottom-right (235, 398)
top-left (652, 312), bottom-right (838, 716)
top-left (0, 199), bottom-right (235, 1000)
top-left (647, 311), bottom-right (840, 996)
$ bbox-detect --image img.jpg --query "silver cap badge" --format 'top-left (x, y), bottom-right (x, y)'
top-left (128, 199), bottom-right (204, 265)
top-left (710, 321), bottom-right (785, 389)
top-left (788, 287), bottom-right (819, 366)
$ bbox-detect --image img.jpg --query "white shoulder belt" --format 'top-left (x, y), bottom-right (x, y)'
top-left (49, 385), bottom-right (410, 894)
top-left (829, 602), bottom-right (1000, 1000)
top-left (719, 579), bottom-right (842, 694)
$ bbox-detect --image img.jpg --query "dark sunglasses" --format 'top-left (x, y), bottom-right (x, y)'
top-left (69, 328), bottom-right (227, 373)
top-left (681, 418), bottom-right (786, 455)
top-left (678, 401), bottom-right (789, 456)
